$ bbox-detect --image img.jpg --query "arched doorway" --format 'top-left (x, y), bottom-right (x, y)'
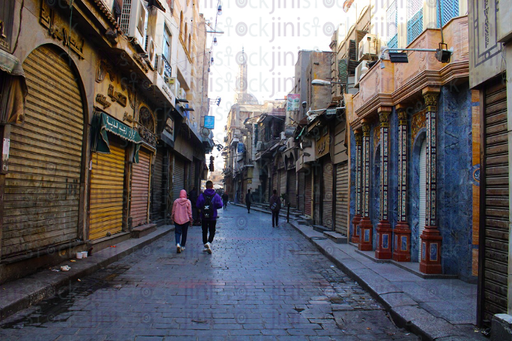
top-left (3, 45), bottom-right (85, 257)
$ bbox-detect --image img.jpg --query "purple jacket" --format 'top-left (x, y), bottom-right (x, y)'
top-left (196, 189), bottom-right (223, 220)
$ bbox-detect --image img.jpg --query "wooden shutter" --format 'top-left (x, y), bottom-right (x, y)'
top-left (481, 79), bottom-right (509, 322)
top-left (130, 150), bottom-right (151, 227)
top-left (90, 144), bottom-right (125, 240)
top-left (3, 46), bottom-right (84, 257)
top-left (335, 162), bottom-right (349, 235)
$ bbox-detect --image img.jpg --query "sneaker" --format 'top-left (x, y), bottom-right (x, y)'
top-left (203, 244), bottom-right (209, 252)
top-left (181, 246), bottom-right (186, 251)
top-left (177, 244), bottom-right (182, 253)
top-left (205, 242), bottom-right (212, 254)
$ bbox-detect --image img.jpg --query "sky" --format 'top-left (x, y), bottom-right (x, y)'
top-left (198, 0), bottom-right (352, 168)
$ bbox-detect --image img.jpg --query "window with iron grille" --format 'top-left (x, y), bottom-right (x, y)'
top-left (437, 0), bottom-right (459, 28)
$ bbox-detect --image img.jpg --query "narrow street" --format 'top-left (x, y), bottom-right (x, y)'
top-left (0, 206), bottom-right (419, 341)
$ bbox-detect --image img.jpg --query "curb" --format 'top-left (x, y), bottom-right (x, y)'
top-left (0, 226), bottom-right (173, 321)
top-left (233, 203), bottom-right (485, 341)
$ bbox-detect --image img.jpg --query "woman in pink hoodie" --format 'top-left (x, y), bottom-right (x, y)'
top-left (171, 189), bottom-right (193, 253)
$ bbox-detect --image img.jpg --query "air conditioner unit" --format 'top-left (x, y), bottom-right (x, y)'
top-left (145, 35), bottom-right (156, 69)
top-left (120, 0), bottom-right (148, 51)
top-left (358, 34), bottom-right (379, 62)
top-left (354, 60), bottom-right (370, 87)
top-left (155, 54), bottom-right (165, 76)
top-left (256, 141), bottom-right (263, 151)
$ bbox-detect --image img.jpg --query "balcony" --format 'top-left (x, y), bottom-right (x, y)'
top-left (352, 15), bottom-right (469, 123)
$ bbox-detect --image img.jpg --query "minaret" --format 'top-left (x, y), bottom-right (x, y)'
top-left (236, 48), bottom-right (248, 103)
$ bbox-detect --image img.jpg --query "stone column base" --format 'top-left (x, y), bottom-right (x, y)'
top-left (358, 216), bottom-right (373, 251)
top-left (419, 226), bottom-right (442, 274)
top-left (351, 214), bottom-right (361, 244)
top-left (375, 220), bottom-right (392, 259)
top-left (393, 221), bottom-right (411, 262)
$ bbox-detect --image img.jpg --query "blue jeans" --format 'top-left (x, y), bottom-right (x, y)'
top-left (175, 222), bottom-right (189, 246)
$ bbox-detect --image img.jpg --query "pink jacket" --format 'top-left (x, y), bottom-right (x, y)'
top-left (171, 189), bottom-right (193, 225)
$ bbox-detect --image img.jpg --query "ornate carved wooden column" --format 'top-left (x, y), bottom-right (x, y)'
top-left (351, 129), bottom-right (362, 244)
top-left (420, 88), bottom-right (442, 274)
top-left (393, 106), bottom-right (411, 262)
top-left (375, 108), bottom-right (392, 259)
top-left (358, 120), bottom-right (373, 251)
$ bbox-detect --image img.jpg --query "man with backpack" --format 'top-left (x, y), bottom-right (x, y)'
top-left (269, 189), bottom-right (281, 228)
top-left (196, 180), bottom-right (223, 254)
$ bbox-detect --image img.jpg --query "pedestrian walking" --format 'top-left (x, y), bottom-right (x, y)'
top-left (245, 189), bottom-right (253, 213)
top-left (222, 191), bottom-right (229, 210)
top-left (269, 189), bottom-right (281, 228)
top-left (196, 180), bottom-right (223, 254)
top-left (171, 189), bottom-right (193, 253)
top-left (189, 186), bottom-right (200, 225)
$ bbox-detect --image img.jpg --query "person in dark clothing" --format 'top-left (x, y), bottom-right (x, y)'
top-left (196, 181), bottom-right (223, 254)
top-left (269, 190), bottom-right (281, 228)
top-left (222, 192), bottom-right (229, 210)
top-left (245, 189), bottom-right (253, 213)
top-left (189, 186), bottom-right (199, 225)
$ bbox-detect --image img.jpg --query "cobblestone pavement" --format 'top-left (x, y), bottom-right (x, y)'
top-left (0, 205), bottom-right (420, 340)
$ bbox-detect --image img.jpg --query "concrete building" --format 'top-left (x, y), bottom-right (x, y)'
top-left (0, 0), bottom-right (213, 284)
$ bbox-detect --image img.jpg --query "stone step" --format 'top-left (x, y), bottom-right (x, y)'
top-left (131, 223), bottom-right (157, 238)
top-left (313, 225), bottom-right (331, 233)
top-left (323, 231), bottom-right (348, 244)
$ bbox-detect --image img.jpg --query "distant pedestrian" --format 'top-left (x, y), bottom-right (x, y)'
top-left (171, 189), bottom-right (193, 253)
top-left (245, 189), bottom-right (253, 213)
top-left (269, 190), bottom-right (281, 228)
top-left (222, 192), bottom-right (229, 210)
top-left (196, 180), bottom-right (223, 254)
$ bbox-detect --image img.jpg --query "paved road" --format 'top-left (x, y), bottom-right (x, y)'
top-left (0, 205), bottom-right (419, 340)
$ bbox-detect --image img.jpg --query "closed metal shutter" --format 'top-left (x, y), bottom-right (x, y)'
top-left (173, 157), bottom-right (185, 201)
top-left (3, 46), bottom-right (84, 257)
top-left (150, 150), bottom-right (165, 223)
top-left (481, 79), bottom-right (508, 323)
top-left (335, 162), bottom-right (349, 235)
top-left (323, 160), bottom-right (333, 228)
top-left (305, 173), bottom-right (312, 216)
top-left (130, 150), bottom-right (151, 227)
top-left (280, 170), bottom-right (287, 201)
top-left (287, 170), bottom-right (296, 207)
top-left (298, 172), bottom-right (305, 213)
top-left (90, 144), bottom-right (125, 240)
top-left (314, 167), bottom-right (322, 225)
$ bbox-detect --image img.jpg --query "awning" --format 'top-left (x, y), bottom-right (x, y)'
top-left (92, 112), bottom-right (142, 162)
top-left (0, 50), bottom-right (27, 124)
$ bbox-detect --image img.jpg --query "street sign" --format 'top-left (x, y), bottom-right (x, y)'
top-left (204, 116), bottom-right (215, 129)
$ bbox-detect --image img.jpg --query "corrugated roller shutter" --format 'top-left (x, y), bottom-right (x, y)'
top-left (305, 173), bottom-right (312, 216)
top-left (90, 145), bottom-right (125, 240)
top-left (482, 79), bottom-right (508, 322)
top-left (150, 150), bottom-right (165, 222)
top-left (287, 170), bottom-right (296, 207)
top-left (173, 157), bottom-right (185, 201)
top-left (314, 168), bottom-right (322, 225)
top-left (298, 172), bottom-right (305, 213)
top-left (130, 150), bottom-right (151, 227)
top-left (323, 161), bottom-right (333, 228)
top-left (3, 46), bottom-right (84, 257)
top-left (335, 162), bottom-right (349, 235)
top-left (280, 170), bottom-right (287, 200)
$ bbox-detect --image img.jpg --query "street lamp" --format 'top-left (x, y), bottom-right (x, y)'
top-left (311, 79), bottom-right (343, 86)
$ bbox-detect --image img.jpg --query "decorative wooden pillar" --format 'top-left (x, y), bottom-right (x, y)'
top-left (420, 88), bottom-right (442, 274)
top-left (351, 129), bottom-right (362, 244)
top-left (393, 106), bottom-right (411, 262)
top-left (375, 108), bottom-right (392, 259)
top-left (358, 120), bottom-right (373, 251)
